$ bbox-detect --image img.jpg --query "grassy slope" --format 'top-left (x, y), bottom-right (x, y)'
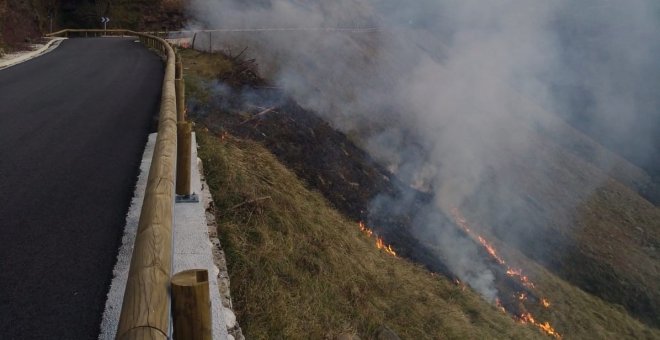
top-left (463, 115), bottom-right (660, 327)
top-left (197, 130), bottom-right (541, 339)
top-left (185, 50), bottom-right (660, 339)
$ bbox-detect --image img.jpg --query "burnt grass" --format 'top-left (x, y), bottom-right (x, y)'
top-left (188, 63), bottom-right (658, 328)
top-left (192, 83), bottom-right (457, 279)
top-left (190, 78), bottom-right (557, 319)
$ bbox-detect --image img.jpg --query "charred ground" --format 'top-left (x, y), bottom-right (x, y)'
top-left (183, 48), bottom-right (660, 338)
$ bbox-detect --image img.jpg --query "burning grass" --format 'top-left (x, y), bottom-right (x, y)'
top-left (196, 130), bottom-right (543, 339)
top-left (359, 221), bottom-right (397, 257)
top-left (185, 48), bottom-right (660, 339)
top-left (451, 208), bottom-right (560, 338)
top-left (454, 209), bottom-right (660, 340)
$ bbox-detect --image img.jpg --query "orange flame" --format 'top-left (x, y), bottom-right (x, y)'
top-left (451, 208), bottom-right (537, 288)
top-left (358, 222), bottom-right (397, 257)
top-left (520, 313), bottom-right (562, 339)
top-left (495, 298), bottom-right (506, 313)
top-left (541, 298), bottom-right (551, 308)
top-left (506, 268), bottom-right (535, 289)
top-left (359, 221), bottom-right (373, 237)
top-left (478, 235), bottom-right (506, 265)
top-left (450, 207), bottom-right (561, 339)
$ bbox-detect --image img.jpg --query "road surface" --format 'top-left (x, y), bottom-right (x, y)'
top-left (0, 38), bottom-right (163, 339)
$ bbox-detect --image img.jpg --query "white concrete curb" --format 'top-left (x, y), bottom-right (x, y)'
top-left (99, 133), bottom-right (230, 339)
top-left (173, 132), bottom-right (230, 340)
top-left (0, 37), bottom-right (66, 70)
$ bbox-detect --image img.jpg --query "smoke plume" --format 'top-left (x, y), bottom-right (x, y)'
top-left (185, 0), bottom-right (660, 301)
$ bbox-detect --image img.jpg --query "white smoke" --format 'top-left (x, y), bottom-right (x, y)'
top-left (185, 0), bottom-right (660, 301)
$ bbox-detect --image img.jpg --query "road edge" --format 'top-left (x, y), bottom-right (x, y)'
top-left (0, 37), bottom-right (66, 70)
top-left (99, 133), bottom-right (234, 340)
top-left (98, 134), bottom-right (155, 340)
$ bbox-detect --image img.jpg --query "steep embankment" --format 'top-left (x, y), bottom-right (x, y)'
top-left (184, 49), bottom-right (660, 339)
top-left (457, 95), bottom-right (660, 328)
top-left (196, 129), bottom-right (542, 339)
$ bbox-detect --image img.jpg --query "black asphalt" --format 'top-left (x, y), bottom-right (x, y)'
top-left (0, 38), bottom-right (163, 339)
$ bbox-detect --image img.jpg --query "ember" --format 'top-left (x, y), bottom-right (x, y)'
top-left (496, 298), bottom-right (506, 313)
top-left (454, 279), bottom-right (467, 291)
top-left (542, 298), bottom-right (551, 308)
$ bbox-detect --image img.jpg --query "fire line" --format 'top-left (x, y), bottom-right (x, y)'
top-left (359, 221), bottom-right (397, 257)
top-left (450, 208), bottom-right (561, 339)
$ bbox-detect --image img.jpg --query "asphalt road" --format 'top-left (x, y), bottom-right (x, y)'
top-left (0, 38), bottom-right (163, 339)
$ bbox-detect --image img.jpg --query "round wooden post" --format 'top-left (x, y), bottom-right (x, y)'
top-left (171, 269), bottom-right (212, 340)
top-left (175, 78), bottom-right (185, 121)
top-left (175, 53), bottom-right (182, 78)
top-left (175, 54), bottom-right (185, 123)
top-left (176, 121), bottom-right (192, 196)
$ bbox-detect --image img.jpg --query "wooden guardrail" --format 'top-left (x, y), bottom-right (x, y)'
top-left (47, 29), bottom-right (179, 339)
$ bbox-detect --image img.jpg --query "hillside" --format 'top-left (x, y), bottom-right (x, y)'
top-left (183, 49), bottom-right (660, 339)
top-left (196, 129), bottom-right (544, 339)
top-left (179, 6), bottom-right (660, 328)
top-left (0, 0), bottom-right (49, 53)
top-left (0, 0), bottom-right (185, 53)
top-left (58, 0), bottom-right (187, 31)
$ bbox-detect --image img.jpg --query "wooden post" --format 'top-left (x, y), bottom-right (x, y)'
top-left (175, 52), bottom-right (182, 78)
top-left (175, 79), bottom-right (185, 121)
top-left (175, 54), bottom-right (185, 122)
top-left (171, 269), bottom-right (212, 340)
top-left (176, 121), bottom-right (192, 196)
top-left (209, 31), bottom-right (212, 53)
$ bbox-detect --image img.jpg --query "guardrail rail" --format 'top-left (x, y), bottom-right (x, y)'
top-left (47, 29), bottom-right (184, 340)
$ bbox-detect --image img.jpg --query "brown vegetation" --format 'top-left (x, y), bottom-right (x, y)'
top-left (184, 51), bottom-right (660, 339)
top-left (196, 130), bottom-right (543, 339)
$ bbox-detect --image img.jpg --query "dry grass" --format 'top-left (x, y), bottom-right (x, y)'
top-left (185, 49), bottom-right (660, 339)
top-left (181, 49), bottom-right (234, 79)
top-left (197, 130), bottom-right (543, 339)
top-left (485, 227), bottom-right (660, 340)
